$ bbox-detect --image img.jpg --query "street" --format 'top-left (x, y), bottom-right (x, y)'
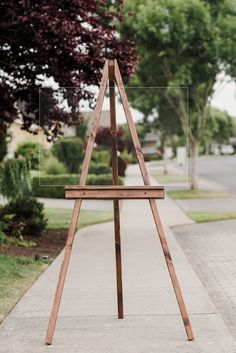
top-left (198, 155), bottom-right (236, 194)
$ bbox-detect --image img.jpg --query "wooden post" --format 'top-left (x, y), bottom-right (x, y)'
top-left (108, 60), bottom-right (124, 319)
top-left (45, 61), bottom-right (109, 345)
top-left (114, 60), bottom-right (194, 341)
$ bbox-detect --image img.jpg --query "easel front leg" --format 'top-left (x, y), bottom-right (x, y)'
top-left (45, 199), bottom-right (82, 345)
top-left (149, 199), bottom-right (194, 341)
top-left (114, 60), bottom-right (194, 340)
top-left (113, 199), bottom-right (124, 318)
top-left (109, 60), bottom-right (124, 319)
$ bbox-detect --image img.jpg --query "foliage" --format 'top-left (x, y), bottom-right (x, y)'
top-left (32, 174), bottom-right (123, 198)
top-left (95, 127), bottom-right (125, 152)
top-left (122, 123), bottom-right (146, 153)
top-left (0, 210), bottom-right (25, 240)
top-left (121, 150), bottom-right (137, 164)
top-left (15, 141), bottom-right (45, 170)
top-left (0, 159), bottom-right (31, 201)
top-left (204, 108), bottom-right (234, 146)
top-left (0, 131), bottom-right (8, 162)
top-left (52, 137), bottom-right (84, 173)
top-left (1, 197), bottom-right (47, 236)
top-left (42, 156), bottom-right (67, 175)
top-left (88, 163), bottom-right (112, 175)
top-left (91, 150), bottom-right (110, 164)
top-left (0, 231), bottom-right (36, 247)
top-left (121, 0), bottom-right (236, 188)
top-left (75, 117), bottom-right (88, 141)
top-left (0, 1), bottom-right (137, 138)
top-left (45, 208), bottom-right (113, 230)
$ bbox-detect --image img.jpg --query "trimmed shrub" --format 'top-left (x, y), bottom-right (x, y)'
top-left (1, 197), bottom-right (47, 236)
top-left (88, 162), bottom-right (111, 175)
top-left (52, 137), bottom-right (84, 173)
top-left (32, 174), bottom-right (123, 198)
top-left (42, 156), bottom-right (67, 175)
top-left (91, 150), bottom-right (110, 164)
top-left (15, 141), bottom-right (45, 170)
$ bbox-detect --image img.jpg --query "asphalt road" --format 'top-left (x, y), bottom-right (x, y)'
top-left (198, 155), bottom-right (236, 193)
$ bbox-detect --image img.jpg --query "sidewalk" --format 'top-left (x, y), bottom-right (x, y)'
top-left (1, 164), bottom-right (236, 353)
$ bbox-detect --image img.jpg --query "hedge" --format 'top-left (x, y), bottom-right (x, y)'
top-left (32, 174), bottom-right (123, 198)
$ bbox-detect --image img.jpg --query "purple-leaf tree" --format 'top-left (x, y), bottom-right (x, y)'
top-left (0, 0), bottom-right (137, 139)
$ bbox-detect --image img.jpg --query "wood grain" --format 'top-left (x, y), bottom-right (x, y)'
top-left (45, 61), bottom-right (109, 345)
top-left (109, 59), bottom-right (124, 319)
top-left (65, 186), bottom-right (164, 199)
top-left (114, 59), bottom-right (194, 341)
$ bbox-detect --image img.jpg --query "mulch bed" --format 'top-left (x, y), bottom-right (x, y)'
top-left (0, 229), bottom-right (67, 260)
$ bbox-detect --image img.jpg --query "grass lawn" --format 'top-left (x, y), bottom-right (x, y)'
top-left (0, 208), bottom-right (113, 323)
top-left (168, 189), bottom-right (227, 199)
top-left (188, 212), bottom-right (236, 223)
top-left (45, 208), bottom-right (113, 229)
top-left (154, 174), bottom-right (188, 184)
top-left (0, 255), bottom-right (48, 322)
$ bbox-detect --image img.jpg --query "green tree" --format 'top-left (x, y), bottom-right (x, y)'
top-left (52, 137), bottom-right (84, 173)
top-left (0, 132), bottom-right (7, 162)
top-left (203, 108), bottom-right (234, 150)
top-left (121, 0), bottom-right (236, 188)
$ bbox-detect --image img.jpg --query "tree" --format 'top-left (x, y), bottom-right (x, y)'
top-left (95, 127), bottom-right (125, 152)
top-left (52, 137), bottom-right (84, 173)
top-left (121, 0), bottom-right (236, 188)
top-left (0, 0), bottom-right (137, 138)
top-left (203, 108), bottom-right (234, 151)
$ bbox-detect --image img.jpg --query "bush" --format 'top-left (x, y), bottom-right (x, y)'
top-left (32, 174), bottom-right (123, 198)
top-left (52, 137), bottom-right (84, 173)
top-left (112, 156), bottom-right (127, 177)
top-left (88, 163), bottom-right (112, 175)
top-left (0, 197), bottom-right (47, 236)
top-left (0, 131), bottom-right (7, 162)
top-left (91, 150), bottom-right (110, 164)
top-left (0, 158), bottom-right (31, 201)
top-left (121, 150), bottom-right (137, 164)
top-left (42, 156), bottom-right (66, 175)
top-left (15, 141), bottom-right (45, 170)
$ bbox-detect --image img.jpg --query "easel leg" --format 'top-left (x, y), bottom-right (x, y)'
top-left (113, 199), bottom-right (124, 318)
top-left (45, 60), bottom-right (109, 345)
top-left (149, 199), bottom-right (194, 340)
top-left (114, 59), bottom-right (194, 340)
top-left (109, 60), bottom-right (124, 319)
top-left (45, 199), bottom-right (82, 345)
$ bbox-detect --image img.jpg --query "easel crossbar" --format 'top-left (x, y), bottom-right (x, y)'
top-left (65, 186), bottom-right (165, 199)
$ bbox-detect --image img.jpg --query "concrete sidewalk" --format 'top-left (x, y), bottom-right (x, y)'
top-left (1, 164), bottom-right (236, 352)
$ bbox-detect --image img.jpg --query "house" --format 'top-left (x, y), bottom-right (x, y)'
top-left (7, 120), bottom-right (52, 158)
top-left (8, 110), bottom-right (111, 157)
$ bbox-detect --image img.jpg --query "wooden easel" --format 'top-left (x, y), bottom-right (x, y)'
top-left (45, 59), bottom-right (194, 345)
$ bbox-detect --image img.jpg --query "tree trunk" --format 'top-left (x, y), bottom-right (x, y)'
top-left (163, 146), bottom-right (168, 175)
top-left (190, 141), bottom-right (199, 190)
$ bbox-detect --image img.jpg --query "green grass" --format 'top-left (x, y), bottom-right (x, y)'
top-left (0, 255), bottom-right (49, 322)
top-left (44, 208), bottom-right (113, 229)
top-left (168, 189), bottom-right (227, 199)
top-left (188, 212), bottom-right (236, 223)
top-left (0, 209), bottom-right (113, 323)
top-left (154, 174), bottom-right (188, 184)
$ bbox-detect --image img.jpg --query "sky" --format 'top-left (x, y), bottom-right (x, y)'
top-left (210, 75), bottom-right (236, 118)
top-left (42, 73), bottom-right (236, 124)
